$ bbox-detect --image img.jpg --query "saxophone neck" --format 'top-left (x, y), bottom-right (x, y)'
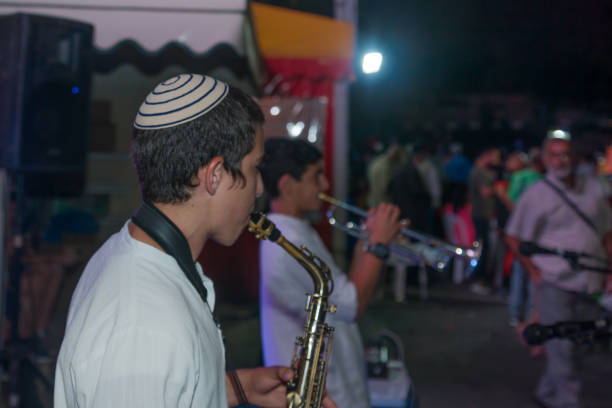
top-left (247, 212), bottom-right (333, 296)
top-left (277, 236), bottom-right (332, 297)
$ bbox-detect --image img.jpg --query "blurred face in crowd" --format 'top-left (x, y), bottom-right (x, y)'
top-left (486, 148), bottom-right (502, 168)
top-left (293, 159), bottom-right (329, 213)
top-left (505, 152), bottom-right (527, 173)
top-left (543, 139), bottom-right (573, 180)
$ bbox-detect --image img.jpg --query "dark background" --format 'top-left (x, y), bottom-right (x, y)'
top-left (355, 0), bottom-right (612, 104)
top-left (259, 0), bottom-right (612, 158)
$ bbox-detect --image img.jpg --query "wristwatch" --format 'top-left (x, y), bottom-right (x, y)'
top-left (364, 242), bottom-right (390, 260)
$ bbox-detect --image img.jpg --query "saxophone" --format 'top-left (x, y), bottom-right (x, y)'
top-left (249, 213), bottom-right (336, 408)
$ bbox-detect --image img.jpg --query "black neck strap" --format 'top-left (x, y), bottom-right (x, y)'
top-left (543, 179), bottom-right (599, 236)
top-left (131, 201), bottom-right (209, 306)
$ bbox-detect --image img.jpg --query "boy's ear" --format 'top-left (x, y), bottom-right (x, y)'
top-left (277, 173), bottom-right (294, 197)
top-left (199, 157), bottom-right (224, 195)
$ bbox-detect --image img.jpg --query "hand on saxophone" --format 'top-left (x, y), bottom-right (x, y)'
top-left (227, 366), bottom-right (338, 408)
top-left (365, 202), bottom-right (404, 245)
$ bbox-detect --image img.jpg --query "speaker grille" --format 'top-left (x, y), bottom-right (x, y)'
top-left (0, 13), bottom-right (93, 196)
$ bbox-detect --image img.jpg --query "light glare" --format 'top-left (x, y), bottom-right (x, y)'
top-left (362, 52), bottom-right (383, 74)
top-left (307, 123), bottom-right (318, 143)
top-left (287, 121), bottom-right (305, 137)
top-left (547, 129), bottom-right (571, 141)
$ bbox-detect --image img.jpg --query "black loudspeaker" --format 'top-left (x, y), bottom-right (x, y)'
top-left (0, 13), bottom-right (93, 196)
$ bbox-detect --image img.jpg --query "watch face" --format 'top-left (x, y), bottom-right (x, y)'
top-left (369, 243), bottom-right (389, 260)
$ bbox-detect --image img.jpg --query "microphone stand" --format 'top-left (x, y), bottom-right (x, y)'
top-left (523, 317), bottom-right (612, 345)
top-left (519, 242), bottom-right (612, 274)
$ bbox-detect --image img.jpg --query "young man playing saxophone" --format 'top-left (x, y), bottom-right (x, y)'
top-left (258, 138), bottom-right (402, 408)
top-left (54, 74), bottom-right (335, 408)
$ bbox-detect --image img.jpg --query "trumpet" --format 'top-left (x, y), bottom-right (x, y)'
top-left (319, 193), bottom-right (481, 271)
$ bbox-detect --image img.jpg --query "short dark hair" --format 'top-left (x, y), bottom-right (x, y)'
top-left (259, 138), bottom-right (322, 199)
top-left (131, 85), bottom-right (264, 203)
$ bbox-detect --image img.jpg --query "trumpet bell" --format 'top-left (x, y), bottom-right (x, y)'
top-left (390, 241), bottom-right (451, 271)
top-left (390, 241), bottom-right (480, 272)
top-left (319, 193), bottom-right (482, 272)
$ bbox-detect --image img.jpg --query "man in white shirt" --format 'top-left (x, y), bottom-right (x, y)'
top-left (505, 135), bottom-right (612, 408)
top-left (55, 74), bottom-right (336, 408)
top-left (366, 142), bottom-right (405, 207)
top-left (258, 138), bottom-right (402, 408)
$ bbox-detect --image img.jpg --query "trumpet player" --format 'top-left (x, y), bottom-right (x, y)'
top-left (258, 138), bottom-right (402, 408)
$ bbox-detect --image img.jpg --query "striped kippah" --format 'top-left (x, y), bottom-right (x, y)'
top-left (134, 73), bottom-right (229, 129)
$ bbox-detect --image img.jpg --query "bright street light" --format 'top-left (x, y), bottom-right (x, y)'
top-left (362, 52), bottom-right (382, 74)
top-left (547, 129), bottom-right (571, 140)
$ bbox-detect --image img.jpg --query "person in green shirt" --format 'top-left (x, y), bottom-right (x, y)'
top-left (508, 154), bottom-right (545, 204)
top-left (496, 149), bottom-right (544, 212)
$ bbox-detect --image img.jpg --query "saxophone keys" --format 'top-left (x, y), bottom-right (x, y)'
top-left (299, 244), bottom-right (313, 257)
top-left (286, 392), bottom-right (302, 408)
top-left (305, 294), bottom-right (313, 311)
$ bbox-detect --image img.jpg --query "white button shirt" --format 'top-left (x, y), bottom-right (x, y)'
top-left (506, 174), bottom-right (612, 293)
top-left (260, 214), bottom-right (370, 408)
top-left (55, 222), bottom-right (226, 408)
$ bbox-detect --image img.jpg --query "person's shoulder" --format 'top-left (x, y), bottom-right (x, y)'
top-left (62, 226), bottom-right (211, 370)
top-left (368, 154), bottom-right (386, 171)
top-left (512, 168), bottom-right (531, 178)
top-left (458, 155), bottom-right (471, 165)
top-left (508, 170), bottom-right (522, 184)
top-left (268, 214), bottom-right (312, 237)
top-left (81, 227), bottom-right (198, 321)
top-left (81, 248), bottom-right (201, 339)
top-left (583, 175), bottom-right (605, 191)
top-left (515, 178), bottom-right (547, 202)
top-left (525, 176), bottom-right (547, 189)
top-left (524, 169), bottom-right (544, 181)
top-left (578, 176), bottom-right (610, 204)
top-left (82, 227), bottom-right (157, 284)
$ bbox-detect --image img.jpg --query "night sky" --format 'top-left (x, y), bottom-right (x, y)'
top-left (260, 1), bottom-right (612, 154)
top-left (356, 0), bottom-right (612, 105)
top-left (341, 0), bottom-right (612, 159)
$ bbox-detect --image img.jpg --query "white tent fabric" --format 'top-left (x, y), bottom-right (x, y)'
top-left (0, 0), bottom-right (247, 53)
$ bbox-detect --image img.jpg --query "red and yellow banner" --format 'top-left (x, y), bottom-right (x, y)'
top-left (251, 2), bottom-right (354, 60)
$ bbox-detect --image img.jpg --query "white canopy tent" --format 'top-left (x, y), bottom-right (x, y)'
top-left (0, 0), bottom-right (248, 53)
top-left (0, 1), bottom-right (356, 253)
top-left (0, 0), bottom-right (258, 237)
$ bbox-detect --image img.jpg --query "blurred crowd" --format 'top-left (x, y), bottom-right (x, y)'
top-left (358, 135), bottom-right (611, 306)
top-left (356, 132), bottom-right (612, 407)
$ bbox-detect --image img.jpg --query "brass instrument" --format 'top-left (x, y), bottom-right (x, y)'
top-left (319, 193), bottom-right (481, 271)
top-left (249, 213), bottom-right (336, 408)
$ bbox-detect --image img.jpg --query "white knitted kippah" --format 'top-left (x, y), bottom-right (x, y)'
top-left (133, 73), bottom-right (229, 129)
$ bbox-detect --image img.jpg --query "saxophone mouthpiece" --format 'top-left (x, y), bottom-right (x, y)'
top-left (249, 212), bottom-right (282, 242)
